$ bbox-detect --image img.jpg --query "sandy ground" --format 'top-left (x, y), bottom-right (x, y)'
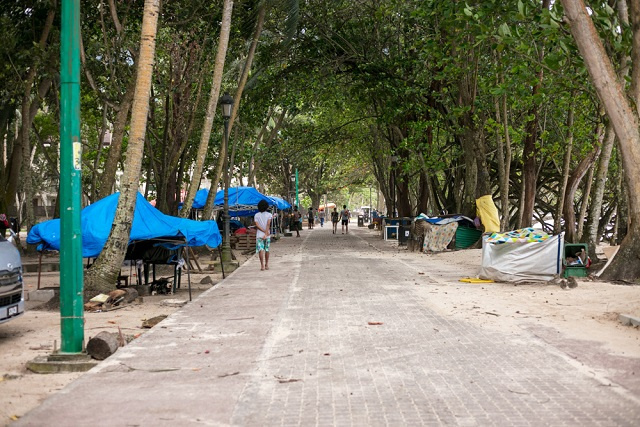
top-left (409, 249), bottom-right (640, 357)
top-left (1, 232), bottom-right (640, 425)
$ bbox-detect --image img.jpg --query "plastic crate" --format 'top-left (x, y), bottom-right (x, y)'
top-left (384, 225), bottom-right (398, 240)
top-left (563, 243), bottom-right (588, 278)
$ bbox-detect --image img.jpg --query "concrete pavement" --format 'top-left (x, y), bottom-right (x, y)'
top-left (18, 224), bottom-right (640, 426)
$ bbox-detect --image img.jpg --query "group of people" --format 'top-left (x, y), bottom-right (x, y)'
top-left (306, 207), bottom-right (324, 229)
top-left (288, 205), bottom-right (351, 236)
top-left (253, 203), bottom-right (352, 271)
top-left (331, 205), bottom-right (351, 234)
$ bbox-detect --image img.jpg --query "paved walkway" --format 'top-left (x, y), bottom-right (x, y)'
top-left (18, 224), bottom-right (640, 426)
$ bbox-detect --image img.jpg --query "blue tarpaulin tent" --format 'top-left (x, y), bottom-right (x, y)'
top-left (27, 192), bottom-right (222, 258)
top-left (268, 195), bottom-right (291, 210)
top-left (191, 187), bottom-right (276, 214)
top-left (188, 187), bottom-right (289, 216)
top-left (192, 188), bottom-right (209, 209)
top-left (213, 187), bottom-right (276, 216)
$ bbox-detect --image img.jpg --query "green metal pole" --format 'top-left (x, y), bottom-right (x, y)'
top-left (295, 169), bottom-right (299, 208)
top-left (59, 0), bottom-right (84, 354)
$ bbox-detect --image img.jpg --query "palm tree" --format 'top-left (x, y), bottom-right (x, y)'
top-left (180, 0), bottom-right (234, 218)
top-left (202, 3), bottom-right (267, 220)
top-left (85, 0), bottom-right (161, 295)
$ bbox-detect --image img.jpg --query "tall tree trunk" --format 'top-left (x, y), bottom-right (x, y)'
top-left (499, 72), bottom-right (513, 231)
top-left (494, 96), bottom-right (507, 230)
top-left (97, 77), bottom-right (136, 199)
top-left (583, 0), bottom-right (631, 257)
top-left (180, 0), bottom-right (234, 218)
top-left (562, 139), bottom-right (601, 243)
top-left (522, 0), bottom-right (552, 227)
top-left (246, 109), bottom-right (271, 186)
top-left (458, 77), bottom-right (479, 216)
top-left (577, 162), bottom-right (595, 239)
top-left (85, 0), bottom-right (160, 296)
top-left (610, 170), bottom-right (624, 245)
top-left (15, 8), bottom-right (55, 230)
top-left (554, 100), bottom-right (575, 234)
top-left (584, 124), bottom-right (616, 258)
top-left (516, 174), bottom-right (525, 229)
top-left (563, 0), bottom-right (640, 281)
top-left (202, 3), bottom-right (266, 219)
top-left (3, 79), bottom-right (52, 212)
top-left (473, 127), bottom-right (491, 199)
top-left (417, 171), bottom-right (430, 215)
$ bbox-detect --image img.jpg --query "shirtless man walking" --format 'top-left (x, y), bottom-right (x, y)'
top-left (339, 205), bottom-right (350, 234)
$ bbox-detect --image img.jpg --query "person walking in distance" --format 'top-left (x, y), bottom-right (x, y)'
top-left (254, 200), bottom-right (272, 270)
top-left (292, 206), bottom-right (301, 237)
top-left (318, 209), bottom-right (325, 227)
top-left (340, 205), bottom-right (350, 234)
top-left (308, 207), bottom-right (314, 229)
top-left (331, 207), bottom-right (339, 234)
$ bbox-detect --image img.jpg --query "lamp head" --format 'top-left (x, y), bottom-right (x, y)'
top-left (220, 92), bottom-right (234, 119)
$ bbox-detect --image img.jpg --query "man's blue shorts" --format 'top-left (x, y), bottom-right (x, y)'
top-left (256, 237), bottom-right (271, 253)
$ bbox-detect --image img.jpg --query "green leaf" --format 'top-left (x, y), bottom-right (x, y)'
top-left (498, 23), bottom-right (511, 37)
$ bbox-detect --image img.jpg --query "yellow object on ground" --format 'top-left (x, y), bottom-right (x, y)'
top-left (89, 293), bottom-right (110, 303)
top-left (459, 277), bottom-right (495, 283)
top-left (476, 195), bottom-right (501, 233)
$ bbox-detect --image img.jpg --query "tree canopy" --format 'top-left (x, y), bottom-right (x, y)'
top-left (3, 0), bottom-right (640, 282)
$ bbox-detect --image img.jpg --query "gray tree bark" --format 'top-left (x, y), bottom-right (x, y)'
top-left (202, 4), bottom-right (266, 220)
top-left (85, 0), bottom-right (161, 296)
top-left (180, 0), bottom-right (234, 218)
top-left (563, 0), bottom-right (640, 281)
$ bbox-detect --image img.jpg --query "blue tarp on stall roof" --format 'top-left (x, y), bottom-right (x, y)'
top-left (268, 195), bottom-right (291, 210)
top-left (26, 192), bottom-right (222, 258)
top-left (190, 187), bottom-right (284, 215)
top-left (192, 188), bottom-right (209, 209)
top-left (212, 186), bottom-right (275, 217)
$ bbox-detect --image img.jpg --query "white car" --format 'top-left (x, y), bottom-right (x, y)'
top-left (0, 231), bottom-right (24, 324)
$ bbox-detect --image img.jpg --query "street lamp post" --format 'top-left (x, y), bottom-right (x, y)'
top-left (369, 186), bottom-right (372, 222)
top-left (295, 168), bottom-right (299, 208)
top-left (390, 156), bottom-right (398, 218)
top-left (220, 93), bottom-right (233, 263)
top-left (59, 0), bottom-right (84, 355)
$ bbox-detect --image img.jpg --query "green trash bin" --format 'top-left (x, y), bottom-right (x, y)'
top-left (455, 227), bottom-right (482, 249)
top-left (563, 243), bottom-right (588, 278)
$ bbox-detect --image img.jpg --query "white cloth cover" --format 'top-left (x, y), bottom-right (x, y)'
top-left (479, 233), bottom-right (563, 282)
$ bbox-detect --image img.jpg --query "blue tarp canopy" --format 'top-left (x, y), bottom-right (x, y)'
top-left (27, 192), bottom-right (222, 258)
top-left (213, 187), bottom-right (275, 216)
top-left (267, 195), bottom-right (291, 210)
top-left (188, 187), bottom-right (288, 216)
top-left (192, 188), bottom-right (209, 209)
